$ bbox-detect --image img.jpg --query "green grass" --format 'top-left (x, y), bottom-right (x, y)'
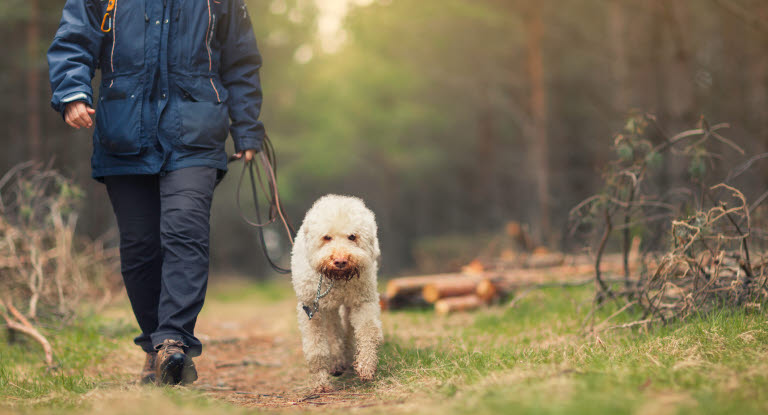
top-left (376, 287), bottom-right (768, 414)
top-left (0, 315), bottom-right (134, 409)
top-left (2, 282), bottom-right (767, 414)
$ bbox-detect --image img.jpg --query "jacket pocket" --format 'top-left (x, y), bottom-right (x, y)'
top-left (96, 79), bottom-right (143, 156)
top-left (176, 78), bottom-right (229, 149)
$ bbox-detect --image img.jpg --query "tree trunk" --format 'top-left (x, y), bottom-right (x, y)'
top-left (524, 6), bottom-right (551, 245)
top-left (609, 0), bottom-right (630, 113)
top-left (650, 0), bottom-right (667, 121)
top-left (662, 0), bottom-right (696, 123)
top-left (26, 0), bottom-right (42, 160)
top-left (750, 3), bottom-right (768, 146)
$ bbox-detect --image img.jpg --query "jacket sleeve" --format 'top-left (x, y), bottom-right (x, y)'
top-left (47, 0), bottom-right (104, 114)
top-left (219, 0), bottom-right (266, 152)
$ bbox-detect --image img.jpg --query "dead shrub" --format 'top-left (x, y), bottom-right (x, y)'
top-left (570, 114), bottom-right (768, 329)
top-left (0, 162), bottom-right (121, 364)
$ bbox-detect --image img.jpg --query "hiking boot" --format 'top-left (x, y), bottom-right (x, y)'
top-left (140, 351), bottom-right (158, 384)
top-left (155, 339), bottom-right (198, 385)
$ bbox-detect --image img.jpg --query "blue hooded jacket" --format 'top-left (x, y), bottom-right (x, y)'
top-left (48, 0), bottom-right (265, 180)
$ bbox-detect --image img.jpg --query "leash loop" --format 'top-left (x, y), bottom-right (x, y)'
top-left (230, 135), bottom-right (294, 274)
top-left (231, 135), bottom-right (337, 318)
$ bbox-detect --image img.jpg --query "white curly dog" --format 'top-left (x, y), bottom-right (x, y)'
top-left (291, 194), bottom-right (383, 392)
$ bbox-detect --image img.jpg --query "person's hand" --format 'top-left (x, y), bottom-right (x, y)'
top-left (233, 149), bottom-right (257, 162)
top-left (64, 101), bottom-right (95, 129)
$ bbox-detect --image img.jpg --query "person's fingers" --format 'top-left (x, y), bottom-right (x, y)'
top-left (77, 105), bottom-right (92, 128)
top-left (233, 151), bottom-right (243, 159)
top-left (64, 107), bottom-right (76, 128)
top-left (72, 109), bottom-right (87, 128)
top-left (64, 103), bottom-right (88, 129)
top-left (65, 115), bottom-right (79, 129)
top-left (85, 106), bottom-right (95, 126)
top-left (68, 107), bottom-right (85, 128)
top-left (245, 149), bottom-right (256, 162)
top-left (80, 107), bottom-right (92, 128)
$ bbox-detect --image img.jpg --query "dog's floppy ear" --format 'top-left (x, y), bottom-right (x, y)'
top-left (369, 221), bottom-right (381, 262)
top-left (373, 237), bottom-right (381, 263)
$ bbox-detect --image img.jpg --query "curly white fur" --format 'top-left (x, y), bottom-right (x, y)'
top-left (291, 194), bottom-right (383, 392)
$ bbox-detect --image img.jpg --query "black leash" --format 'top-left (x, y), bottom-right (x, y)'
top-left (228, 135), bottom-right (295, 274)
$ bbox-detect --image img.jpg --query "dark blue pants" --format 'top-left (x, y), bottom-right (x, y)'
top-left (104, 166), bottom-right (217, 357)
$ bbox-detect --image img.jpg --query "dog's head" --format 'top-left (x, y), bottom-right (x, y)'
top-left (301, 195), bottom-right (380, 281)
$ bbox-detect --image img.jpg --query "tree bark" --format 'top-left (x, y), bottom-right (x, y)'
top-left (609, 0), bottom-right (630, 113)
top-left (435, 295), bottom-right (483, 315)
top-left (26, 0), bottom-right (42, 160)
top-left (524, 6), bottom-right (551, 245)
top-left (385, 273), bottom-right (471, 298)
top-left (662, 0), bottom-right (696, 123)
top-left (422, 279), bottom-right (480, 303)
top-left (750, 3), bottom-right (768, 145)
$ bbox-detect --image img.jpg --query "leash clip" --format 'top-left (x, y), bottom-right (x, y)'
top-left (302, 304), bottom-right (316, 320)
top-left (304, 275), bottom-right (334, 320)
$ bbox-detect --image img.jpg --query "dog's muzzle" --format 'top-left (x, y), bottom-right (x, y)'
top-left (318, 262), bottom-right (361, 281)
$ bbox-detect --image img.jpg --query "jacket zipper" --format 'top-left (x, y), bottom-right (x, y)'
top-left (205, 0), bottom-right (220, 102)
top-left (108, 0), bottom-right (119, 86)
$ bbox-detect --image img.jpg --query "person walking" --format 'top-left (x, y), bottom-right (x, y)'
top-left (47, 0), bottom-right (265, 385)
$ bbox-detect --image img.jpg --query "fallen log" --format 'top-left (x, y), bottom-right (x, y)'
top-left (386, 242), bottom-right (646, 311)
top-left (422, 279), bottom-right (480, 303)
top-left (435, 295), bottom-right (483, 315)
top-left (385, 273), bottom-right (465, 298)
top-left (476, 279), bottom-right (499, 302)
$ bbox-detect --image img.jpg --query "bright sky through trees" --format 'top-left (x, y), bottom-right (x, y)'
top-left (270, 0), bottom-right (380, 63)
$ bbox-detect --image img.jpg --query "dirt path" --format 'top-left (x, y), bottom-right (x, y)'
top-left (109, 289), bottom-right (387, 411)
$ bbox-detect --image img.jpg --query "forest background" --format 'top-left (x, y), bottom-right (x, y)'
top-left (1, 0), bottom-right (766, 277)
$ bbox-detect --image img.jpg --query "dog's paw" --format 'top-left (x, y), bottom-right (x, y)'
top-left (358, 372), bottom-right (375, 382)
top-left (354, 364), bottom-right (376, 382)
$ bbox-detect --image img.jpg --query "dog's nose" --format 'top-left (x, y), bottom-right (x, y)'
top-left (333, 260), bottom-right (348, 269)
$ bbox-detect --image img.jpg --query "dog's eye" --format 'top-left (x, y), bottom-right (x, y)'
top-left (348, 234), bottom-right (356, 241)
top-left (323, 235), bottom-right (332, 241)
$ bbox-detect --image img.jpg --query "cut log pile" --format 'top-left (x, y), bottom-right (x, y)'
top-left (381, 238), bottom-right (641, 315)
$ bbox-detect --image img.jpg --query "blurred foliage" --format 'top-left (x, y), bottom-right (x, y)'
top-left (1, 0), bottom-right (767, 276)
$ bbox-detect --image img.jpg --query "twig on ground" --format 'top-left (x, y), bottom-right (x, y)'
top-left (0, 299), bottom-right (54, 366)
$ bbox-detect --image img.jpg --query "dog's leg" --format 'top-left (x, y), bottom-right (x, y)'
top-left (324, 308), bottom-right (347, 376)
top-left (341, 305), bottom-right (355, 370)
top-left (349, 301), bottom-right (383, 382)
top-left (296, 304), bottom-right (333, 392)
